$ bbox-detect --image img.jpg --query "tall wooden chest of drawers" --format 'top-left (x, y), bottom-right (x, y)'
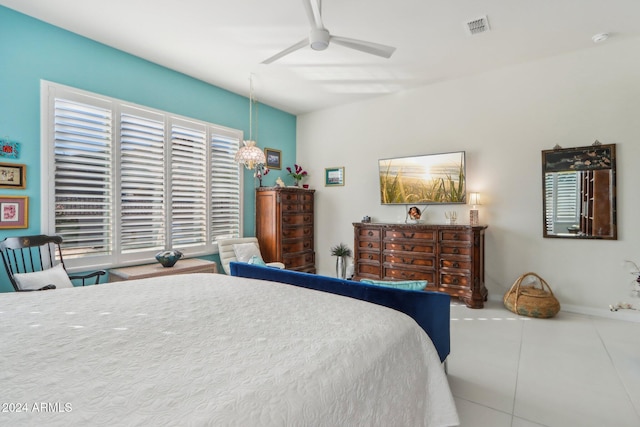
top-left (256, 187), bottom-right (315, 273)
top-left (353, 223), bottom-right (488, 308)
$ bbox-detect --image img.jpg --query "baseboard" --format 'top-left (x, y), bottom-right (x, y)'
top-left (561, 303), bottom-right (640, 323)
top-left (487, 293), bottom-right (640, 323)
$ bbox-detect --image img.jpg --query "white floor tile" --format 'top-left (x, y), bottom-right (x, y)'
top-left (511, 416), bottom-right (548, 427)
top-left (448, 301), bottom-right (640, 427)
top-left (454, 397), bottom-right (512, 427)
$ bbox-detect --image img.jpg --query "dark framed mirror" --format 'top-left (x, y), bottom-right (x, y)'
top-left (542, 142), bottom-right (617, 239)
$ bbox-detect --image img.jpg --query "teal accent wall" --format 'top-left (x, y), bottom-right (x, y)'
top-left (0, 6), bottom-right (296, 292)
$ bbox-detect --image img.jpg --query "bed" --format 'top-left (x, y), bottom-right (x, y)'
top-left (1, 273), bottom-right (459, 426)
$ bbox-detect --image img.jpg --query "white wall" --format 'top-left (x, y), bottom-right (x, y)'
top-left (297, 36), bottom-right (640, 319)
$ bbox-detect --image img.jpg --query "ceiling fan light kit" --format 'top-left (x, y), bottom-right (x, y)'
top-left (262, 0), bottom-right (396, 64)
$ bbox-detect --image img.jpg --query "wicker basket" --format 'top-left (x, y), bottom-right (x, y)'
top-left (503, 272), bottom-right (560, 318)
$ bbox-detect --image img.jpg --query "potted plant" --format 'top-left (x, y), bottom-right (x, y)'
top-left (330, 243), bottom-right (352, 279)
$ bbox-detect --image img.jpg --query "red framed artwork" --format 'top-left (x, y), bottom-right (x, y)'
top-left (0, 196), bottom-right (28, 229)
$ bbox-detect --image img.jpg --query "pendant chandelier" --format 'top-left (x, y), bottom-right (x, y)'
top-left (234, 75), bottom-right (266, 170)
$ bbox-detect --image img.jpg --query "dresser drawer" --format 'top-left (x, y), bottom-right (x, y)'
top-left (384, 254), bottom-right (435, 268)
top-left (357, 227), bottom-right (381, 239)
top-left (282, 201), bottom-right (302, 212)
top-left (358, 263), bottom-right (382, 276)
top-left (439, 245), bottom-right (471, 256)
top-left (358, 240), bottom-right (380, 250)
top-left (282, 238), bottom-right (313, 253)
top-left (439, 230), bottom-right (473, 243)
top-left (281, 192), bottom-right (300, 202)
top-left (384, 229), bottom-right (436, 241)
top-left (439, 272), bottom-right (471, 289)
top-left (384, 241), bottom-right (435, 254)
top-left (358, 251), bottom-right (381, 262)
top-left (282, 213), bottom-right (313, 225)
top-left (282, 226), bottom-right (313, 239)
top-left (283, 251), bottom-right (315, 268)
top-left (384, 267), bottom-right (435, 282)
top-left (439, 258), bottom-right (471, 270)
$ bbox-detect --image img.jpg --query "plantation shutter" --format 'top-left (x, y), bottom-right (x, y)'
top-left (171, 123), bottom-right (207, 248)
top-left (210, 130), bottom-right (241, 240)
top-left (120, 110), bottom-right (166, 253)
top-left (44, 82), bottom-right (243, 269)
top-left (53, 98), bottom-right (113, 259)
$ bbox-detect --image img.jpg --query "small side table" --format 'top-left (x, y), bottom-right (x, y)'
top-left (108, 258), bottom-right (218, 282)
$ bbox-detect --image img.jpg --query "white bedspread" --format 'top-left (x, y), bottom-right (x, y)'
top-left (1, 273), bottom-right (458, 426)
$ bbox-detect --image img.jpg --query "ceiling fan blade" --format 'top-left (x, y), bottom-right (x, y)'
top-left (302, 0), bottom-right (324, 29)
top-left (262, 38), bottom-right (309, 64)
top-left (330, 35), bottom-right (396, 58)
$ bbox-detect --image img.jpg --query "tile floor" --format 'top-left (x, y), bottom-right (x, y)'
top-left (447, 300), bottom-right (640, 427)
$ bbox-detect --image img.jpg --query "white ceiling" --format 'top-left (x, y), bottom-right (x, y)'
top-left (2, 0), bottom-right (639, 115)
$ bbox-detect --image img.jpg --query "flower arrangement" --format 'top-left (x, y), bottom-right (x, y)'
top-left (286, 164), bottom-right (307, 185)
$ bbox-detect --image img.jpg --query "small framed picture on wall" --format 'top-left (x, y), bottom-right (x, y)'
top-left (264, 148), bottom-right (282, 170)
top-left (0, 196), bottom-right (28, 229)
top-left (0, 163), bottom-right (26, 189)
top-left (325, 167), bottom-right (345, 187)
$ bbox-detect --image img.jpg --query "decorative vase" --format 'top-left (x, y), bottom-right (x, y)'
top-left (155, 250), bottom-right (183, 267)
top-left (336, 256), bottom-right (347, 279)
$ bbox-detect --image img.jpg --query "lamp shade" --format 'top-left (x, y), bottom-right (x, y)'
top-left (468, 192), bottom-right (480, 206)
top-left (234, 140), bottom-right (266, 170)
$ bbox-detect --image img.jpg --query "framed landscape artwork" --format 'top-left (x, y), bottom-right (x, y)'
top-left (265, 148), bottom-right (281, 170)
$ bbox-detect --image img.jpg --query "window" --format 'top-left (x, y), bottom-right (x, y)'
top-left (41, 81), bottom-right (242, 270)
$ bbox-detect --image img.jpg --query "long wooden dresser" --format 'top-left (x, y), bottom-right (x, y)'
top-left (353, 222), bottom-right (488, 308)
top-left (256, 187), bottom-right (315, 273)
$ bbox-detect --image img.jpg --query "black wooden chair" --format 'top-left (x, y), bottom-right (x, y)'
top-left (0, 235), bottom-right (106, 292)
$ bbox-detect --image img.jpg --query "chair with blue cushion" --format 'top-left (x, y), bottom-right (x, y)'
top-left (0, 234), bottom-right (106, 292)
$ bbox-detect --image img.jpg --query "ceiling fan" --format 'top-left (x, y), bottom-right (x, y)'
top-left (262, 0), bottom-right (396, 64)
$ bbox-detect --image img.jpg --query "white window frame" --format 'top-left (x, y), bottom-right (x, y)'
top-left (40, 81), bottom-right (244, 272)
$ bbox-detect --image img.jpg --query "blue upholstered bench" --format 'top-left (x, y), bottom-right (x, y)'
top-left (229, 262), bottom-right (451, 363)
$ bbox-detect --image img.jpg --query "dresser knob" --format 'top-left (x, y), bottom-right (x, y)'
top-left (453, 262), bottom-right (460, 268)
top-left (368, 255), bottom-right (373, 260)
top-left (368, 243), bottom-right (373, 248)
top-left (453, 248), bottom-right (460, 254)
top-left (453, 234), bottom-right (459, 240)
top-left (452, 278), bottom-right (459, 285)
top-left (368, 231), bottom-right (374, 236)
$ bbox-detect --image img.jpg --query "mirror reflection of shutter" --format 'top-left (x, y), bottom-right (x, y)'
top-left (544, 173), bottom-right (554, 233)
top-left (555, 172), bottom-right (579, 222)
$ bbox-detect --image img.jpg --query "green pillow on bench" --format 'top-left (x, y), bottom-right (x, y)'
top-left (359, 279), bottom-right (427, 291)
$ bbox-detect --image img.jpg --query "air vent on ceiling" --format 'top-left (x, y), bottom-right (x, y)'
top-left (466, 15), bottom-right (490, 35)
